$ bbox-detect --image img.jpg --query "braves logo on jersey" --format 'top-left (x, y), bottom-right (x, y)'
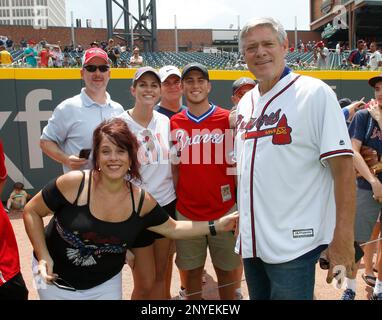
top-left (237, 109), bottom-right (292, 145)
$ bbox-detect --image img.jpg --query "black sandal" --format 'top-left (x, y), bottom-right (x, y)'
top-left (362, 274), bottom-right (376, 287)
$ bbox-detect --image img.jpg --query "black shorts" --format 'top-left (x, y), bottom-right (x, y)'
top-left (132, 199), bottom-right (177, 248)
top-left (0, 272), bottom-right (28, 300)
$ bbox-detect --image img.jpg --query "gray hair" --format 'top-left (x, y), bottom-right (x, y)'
top-left (239, 17), bottom-right (287, 53)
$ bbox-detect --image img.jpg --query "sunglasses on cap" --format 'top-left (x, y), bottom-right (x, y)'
top-left (83, 65), bottom-right (110, 73)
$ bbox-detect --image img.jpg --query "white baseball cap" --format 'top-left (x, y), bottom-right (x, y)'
top-left (159, 65), bottom-right (181, 82)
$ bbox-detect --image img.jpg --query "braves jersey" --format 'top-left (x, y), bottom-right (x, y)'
top-left (170, 105), bottom-right (235, 221)
top-left (235, 73), bottom-right (353, 263)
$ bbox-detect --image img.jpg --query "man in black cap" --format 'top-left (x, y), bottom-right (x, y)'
top-left (344, 73), bottom-right (382, 300)
top-left (170, 62), bottom-right (240, 300)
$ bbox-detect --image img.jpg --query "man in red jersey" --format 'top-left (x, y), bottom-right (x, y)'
top-left (170, 63), bottom-right (240, 300)
top-left (0, 140), bottom-right (28, 300)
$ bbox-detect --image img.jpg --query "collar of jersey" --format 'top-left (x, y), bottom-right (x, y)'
top-left (81, 88), bottom-right (111, 108)
top-left (280, 66), bottom-right (292, 81)
top-left (186, 104), bottom-right (216, 124)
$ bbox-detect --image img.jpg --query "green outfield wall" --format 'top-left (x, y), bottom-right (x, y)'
top-left (0, 68), bottom-right (380, 200)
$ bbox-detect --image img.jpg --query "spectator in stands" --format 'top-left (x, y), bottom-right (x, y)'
top-left (368, 42), bottom-right (382, 71)
top-left (314, 41), bottom-right (329, 69)
top-left (76, 45), bottom-right (84, 54)
top-left (5, 38), bottom-right (13, 50)
top-left (24, 40), bottom-right (38, 68)
top-left (336, 42), bottom-right (341, 54)
top-left (340, 58), bottom-right (350, 70)
top-left (129, 46), bottom-right (143, 68)
top-left (20, 38), bottom-right (27, 49)
top-left (90, 41), bottom-right (99, 48)
top-left (73, 56), bottom-right (82, 68)
top-left (348, 39), bottom-right (367, 68)
top-left (0, 41), bottom-right (13, 66)
top-left (38, 43), bottom-right (51, 68)
top-left (106, 38), bottom-right (120, 68)
top-left (40, 47), bottom-right (124, 173)
top-left (51, 46), bottom-right (63, 68)
top-left (0, 140), bottom-right (29, 300)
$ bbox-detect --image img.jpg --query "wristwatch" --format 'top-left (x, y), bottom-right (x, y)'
top-left (208, 220), bottom-right (217, 236)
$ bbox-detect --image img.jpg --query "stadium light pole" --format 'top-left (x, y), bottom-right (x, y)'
top-left (175, 15), bottom-right (178, 53)
top-left (71, 11), bottom-right (76, 48)
top-left (130, 13), bottom-right (134, 49)
top-left (237, 15), bottom-right (240, 53)
top-left (294, 16), bottom-right (298, 50)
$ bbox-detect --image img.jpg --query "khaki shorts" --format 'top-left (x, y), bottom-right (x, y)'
top-left (175, 206), bottom-right (240, 271)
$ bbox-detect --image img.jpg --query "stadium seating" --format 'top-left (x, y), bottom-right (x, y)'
top-left (8, 48), bottom-right (366, 70)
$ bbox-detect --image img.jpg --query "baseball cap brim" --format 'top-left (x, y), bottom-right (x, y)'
top-left (369, 74), bottom-right (382, 88)
top-left (133, 66), bottom-right (161, 85)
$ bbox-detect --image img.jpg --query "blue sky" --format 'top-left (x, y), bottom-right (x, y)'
top-left (66, 0), bottom-right (311, 30)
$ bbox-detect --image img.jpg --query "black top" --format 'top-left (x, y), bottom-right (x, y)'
top-left (41, 171), bottom-right (169, 290)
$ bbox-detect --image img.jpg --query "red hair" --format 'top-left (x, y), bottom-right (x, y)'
top-left (92, 118), bottom-right (142, 182)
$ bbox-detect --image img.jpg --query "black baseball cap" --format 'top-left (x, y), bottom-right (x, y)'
top-left (338, 98), bottom-right (352, 108)
top-left (232, 77), bottom-right (257, 95)
top-left (181, 63), bottom-right (209, 81)
top-left (368, 73), bottom-right (382, 88)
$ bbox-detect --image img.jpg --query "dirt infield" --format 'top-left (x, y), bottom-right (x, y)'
top-left (8, 210), bottom-right (372, 300)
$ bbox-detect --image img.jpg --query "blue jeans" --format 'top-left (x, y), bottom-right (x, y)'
top-left (243, 245), bottom-right (325, 300)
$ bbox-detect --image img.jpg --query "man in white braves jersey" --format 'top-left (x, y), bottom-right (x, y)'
top-left (234, 17), bottom-right (356, 300)
top-left (170, 63), bottom-right (240, 300)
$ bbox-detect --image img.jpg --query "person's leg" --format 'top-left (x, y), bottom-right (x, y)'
top-left (243, 257), bottom-right (271, 300)
top-left (182, 266), bottom-right (205, 300)
top-left (150, 237), bottom-right (172, 299)
top-left (175, 210), bottom-right (207, 300)
top-left (213, 266), bottom-right (237, 300)
top-left (233, 260), bottom-right (244, 299)
top-left (362, 222), bottom-right (380, 286)
top-left (372, 224), bottom-right (382, 299)
top-left (265, 247), bottom-right (321, 300)
top-left (131, 245), bottom-right (156, 300)
top-left (343, 189), bottom-right (381, 299)
top-left (0, 273), bottom-right (28, 300)
top-left (208, 205), bottom-right (241, 300)
top-left (165, 251), bottom-right (175, 299)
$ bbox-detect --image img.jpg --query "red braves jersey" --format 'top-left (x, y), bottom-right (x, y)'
top-left (0, 141), bottom-right (21, 285)
top-left (170, 105), bottom-right (235, 221)
top-left (0, 141), bottom-right (6, 180)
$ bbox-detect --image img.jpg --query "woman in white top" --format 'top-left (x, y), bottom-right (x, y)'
top-left (118, 66), bottom-right (176, 299)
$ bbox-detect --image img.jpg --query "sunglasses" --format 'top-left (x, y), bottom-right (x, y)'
top-left (52, 277), bottom-right (76, 291)
top-left (83, 65), bottom-right (110, 73)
